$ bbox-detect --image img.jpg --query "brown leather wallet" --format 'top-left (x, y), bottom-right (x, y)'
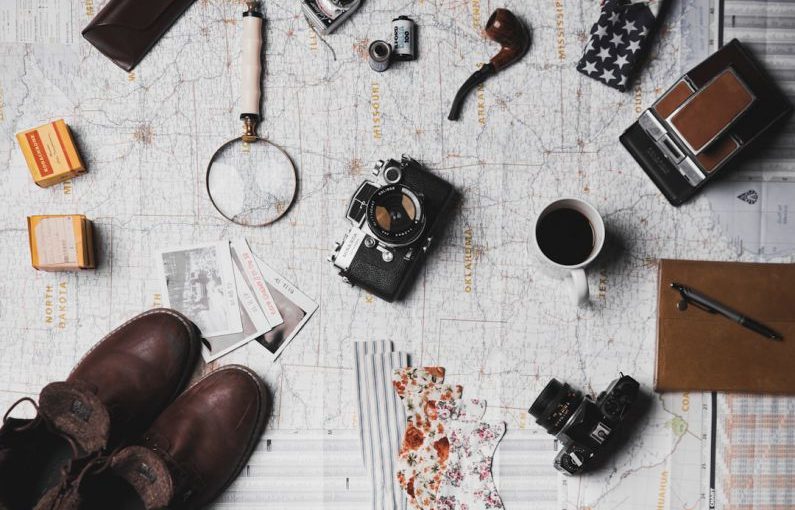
top-left (82, 0), bottom-right (196, 71)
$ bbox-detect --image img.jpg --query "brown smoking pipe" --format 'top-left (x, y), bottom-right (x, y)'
top-left (448, 8), bottom-right (530, 121)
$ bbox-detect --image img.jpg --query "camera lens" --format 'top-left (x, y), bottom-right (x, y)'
top-left (529, 379), bottom-right (583, 435)
top-left (366, 185), bottom-right (425, 246)
top-left (375, 190), bottom-right (415, 231)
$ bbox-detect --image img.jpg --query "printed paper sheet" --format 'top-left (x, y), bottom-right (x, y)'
top-left (706, 0), bottom-right (795, 257)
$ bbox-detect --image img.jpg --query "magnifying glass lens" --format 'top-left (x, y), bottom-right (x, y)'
top-left (207, 138), bottom-right (297, 226)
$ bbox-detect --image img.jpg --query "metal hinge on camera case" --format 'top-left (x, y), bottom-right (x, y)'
top-left (329, 156), bottom-right (457, 302)
top-left (301, 0), bottom-right (362, 35)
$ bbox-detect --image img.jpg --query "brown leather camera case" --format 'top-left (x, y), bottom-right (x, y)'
top-left (82, 0), bottom-right (197, 71)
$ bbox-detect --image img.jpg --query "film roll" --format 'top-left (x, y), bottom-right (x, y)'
top-left (392, 16), bottom-right (416, 61)
top-left (368, 40), bottom-right (392, 72)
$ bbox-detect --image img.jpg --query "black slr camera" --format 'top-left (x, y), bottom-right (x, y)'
top-left (529, 374), bottom-right (640, 475)
top-left (329, 156), bottom-right (456, 302)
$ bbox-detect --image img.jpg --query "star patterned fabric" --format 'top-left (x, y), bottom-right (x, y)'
top-left (577, 0), bottom-right (664, 92)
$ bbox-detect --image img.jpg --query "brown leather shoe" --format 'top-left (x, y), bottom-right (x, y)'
top-left (43, 365), bottom-right (270, 510)
top-left (0, 309), bottom-right (200, 510)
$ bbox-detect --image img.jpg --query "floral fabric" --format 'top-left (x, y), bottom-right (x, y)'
top-left (393, 368), bottom-right (463, 510)
top-left (391, 369), bottom-right (506, 510)
top-left (436, 398), bottom-right (486, 424)
top-left (434, 413), bottom-right (506, 510)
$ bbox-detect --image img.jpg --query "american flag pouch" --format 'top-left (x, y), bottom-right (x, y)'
top-left (576, 0), bottom-right (665, 92)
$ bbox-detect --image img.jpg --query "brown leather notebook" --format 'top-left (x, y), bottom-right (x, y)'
top-left (656, 259), bottom-right (795, 394)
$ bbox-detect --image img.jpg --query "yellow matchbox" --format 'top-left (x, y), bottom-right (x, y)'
top-left (16, 120), bottom-right (86, 188)
top-left (27, 215), bottom-right (95, 271)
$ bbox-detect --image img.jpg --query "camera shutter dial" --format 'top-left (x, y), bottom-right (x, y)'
top-left (383, 165), bottom-right (402, 183)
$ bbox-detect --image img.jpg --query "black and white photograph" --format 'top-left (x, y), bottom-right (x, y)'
top-left (201, 259), bottom-right (273, 362)
top-left (253, 256), bottom-right (318, 361)
top-left (157, 242), bottom-right (242, 338)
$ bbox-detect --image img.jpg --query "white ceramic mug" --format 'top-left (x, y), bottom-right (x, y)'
top-left (532, 198), bottom-right (605, 306)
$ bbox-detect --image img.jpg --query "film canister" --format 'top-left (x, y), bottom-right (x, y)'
top-left (391, 16), bottom-right (416, 61)
top-left (368, 40), bottom-right (392, 72)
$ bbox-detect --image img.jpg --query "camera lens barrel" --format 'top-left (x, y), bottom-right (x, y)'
top-left (529, 379), bottom-right (564, 419)
top-left (529, 379), bottom-right (583, 435)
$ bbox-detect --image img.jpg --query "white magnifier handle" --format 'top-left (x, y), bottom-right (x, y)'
top-left (241, 3), bottom-right (263, 118)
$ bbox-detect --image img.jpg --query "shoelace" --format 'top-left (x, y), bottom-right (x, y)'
top-left (38, 448), bottom-right (124, 510)
top-left (3, 397), bottom-right (82, 459)
top-left (144, 438), bottom-right (195, 503)
top-left (3, 397), bottom-right (40, 431)
top-left (5, 400), bottom-right (173, 509)
top-left (3, 397), bottom-right (106, 510)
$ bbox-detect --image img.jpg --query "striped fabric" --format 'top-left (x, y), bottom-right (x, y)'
top-left (212, 429), bottom-right (559, 510)
top-left (354, 341), bottom-right (409, 510)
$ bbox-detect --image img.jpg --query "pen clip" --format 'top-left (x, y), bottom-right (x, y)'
top-left (674, 286), bottom-right (717, 314)
top-left (684, 299), bottom-right (717, 314)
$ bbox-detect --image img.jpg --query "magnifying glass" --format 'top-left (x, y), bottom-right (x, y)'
top-left (206, 1), bottom-right (298, 227)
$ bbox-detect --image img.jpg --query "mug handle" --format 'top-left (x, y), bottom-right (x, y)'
top-left (570, 268), bottom-right (589, 306)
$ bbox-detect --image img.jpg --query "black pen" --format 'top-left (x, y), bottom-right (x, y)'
top-left (671, 282), bottom-right (783, 341)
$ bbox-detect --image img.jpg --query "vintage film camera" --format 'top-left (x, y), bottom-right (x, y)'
top-left (301, 0), bottom-right (361, 35)
top-left (529, 374), bottom-right (640, 475)
top-left (621, 39), bottom-right (792, 206)
top-left (329, 156), bottom-right (456, 302)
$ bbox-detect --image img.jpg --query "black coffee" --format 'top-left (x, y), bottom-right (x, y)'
top-left (536, 208), bottom-right (594, 266)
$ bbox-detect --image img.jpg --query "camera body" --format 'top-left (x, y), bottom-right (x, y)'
top-left (301, 0), bottom-right (362, 35)
top-left (329, 156), bottom-right (456, 302)
top-left (529, 374), bottom-right (639, 475)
